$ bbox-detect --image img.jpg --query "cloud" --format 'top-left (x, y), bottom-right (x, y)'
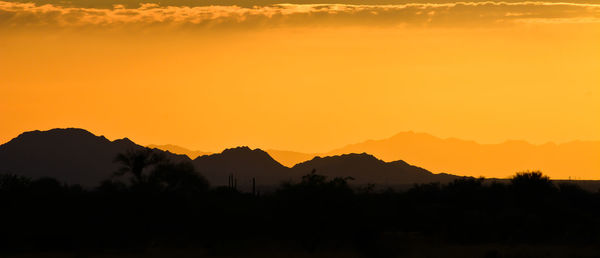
top-left (0, 1), bottom-right (599, 30)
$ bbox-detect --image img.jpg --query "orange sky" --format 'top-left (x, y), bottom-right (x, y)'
top-left (1, 1), bottom-right (599, 157)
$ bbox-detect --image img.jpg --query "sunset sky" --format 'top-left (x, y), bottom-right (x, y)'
top-left (1, 0), bottom-right (599, 155)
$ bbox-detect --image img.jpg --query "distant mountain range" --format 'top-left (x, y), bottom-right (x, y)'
top-left (150, 132), bottom-right (600, 180)
top-left (192, 147), bottom-right (290, 188)
top-left (323, 132), bottom-right (600, 179)
top-left (292, 153), bottom-right (458, 185)
top-left (0, 128), bottom-right (458, 188)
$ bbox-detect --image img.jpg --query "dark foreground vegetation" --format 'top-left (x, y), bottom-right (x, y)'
top-left (1, 150), bottom-right (600, 257)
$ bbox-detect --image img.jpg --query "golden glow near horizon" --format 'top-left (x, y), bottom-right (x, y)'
top-left (1, 1), bottom-right (599, 178)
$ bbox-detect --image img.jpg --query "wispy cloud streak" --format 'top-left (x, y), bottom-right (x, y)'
top-left (1, 1), bottom-right (599, 29)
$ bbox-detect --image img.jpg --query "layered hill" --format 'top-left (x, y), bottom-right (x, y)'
top-left (0, 128), bottom-right (192, 186)
top-left (292, 153), bottom-right (459, 185)
top-left (325, 132), bottom-right (600, 179)
top-left (192, 148), bottom-right (459, 189)
top-left (211, 132), bottom-right (599, 179)
top-left (0, 128), bottom-right (136, 186)
top-left (192, 146), bottom-right (291, 189)
top-left (151, 132), bottom-right (600, 180)
top-left (0, 128), bottom-right (459, 188)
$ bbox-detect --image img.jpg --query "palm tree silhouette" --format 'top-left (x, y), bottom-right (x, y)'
top-left (113, 148), bottom-right (164, 184)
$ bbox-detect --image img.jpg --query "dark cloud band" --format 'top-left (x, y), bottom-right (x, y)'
top-left (1, 1), bottom-right (599, 29)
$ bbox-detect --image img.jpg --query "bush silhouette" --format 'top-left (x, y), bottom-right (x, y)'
top-left (510, 171), bottom-right (556, 197)
top-left (2, 169), bottom-right (600, 255)
top-left (148, 161), bottom-right (210, 195)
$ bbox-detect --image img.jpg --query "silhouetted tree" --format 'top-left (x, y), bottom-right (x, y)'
top-left (113, 148), bottom-right (165, 184)
top-left (441, 177), bottom-right (486, 208)
top-left (0, 174), bottom-right (31, 193)
top-left (275, 170), bottom-right (357, 252)
top-left (4, 165), bottom-right (600, 255)
top-left (148, 161), bottom-right (209, 195)
top-left (510, 171), bottom-right (557, 211)
top-left (300, 169), bottom-right (327, 186)
top-left (511, 171), bottom-right (555, 194)
top-left (445, 177), bottom-right (484, 193)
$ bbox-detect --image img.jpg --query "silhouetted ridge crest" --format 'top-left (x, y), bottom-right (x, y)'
top-left (197, 146), bottom-right (284, 166)
top-left (326, 131), bottom-right (600, 179)
top-left (26, 128), bottom-right (97, 137)
top-left (299, 152), bottom-right (384, 164)
top-left (113, 137), bottom-right (136, 145)
top-left (147, 144), bottom-right (210, 159)
top-left (220, 146), bottom-right (277, 160)
top-left (292, 152), bottom-right (453, 185)
top-left (0, 128), bottom-right (188, 186)
top-left (0, 128), bottom-right (463, 189)
top-left (2, 128), bottom-right (108, 147)
top-left (388, 160), bottom-right (433, 175)
top-left (192, 146), bottom-right (289, 188)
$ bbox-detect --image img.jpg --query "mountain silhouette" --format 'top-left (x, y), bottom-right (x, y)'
top-left (291, 153), bottom-right (459, 185)
top-left (325, 131), bottom-right (600, 179)
top-left (210, 131), bottom-right (596, 179)
top-left (0, 128), bottom-right (190, 186)
top-left (191, 147), bottom-right (462, 190)
top-left (192, 146), bottom-right (291, 189)
top-left (0, 128), bottom-right (465, 189)
top-left (147, 144), bottom-right (211, 159)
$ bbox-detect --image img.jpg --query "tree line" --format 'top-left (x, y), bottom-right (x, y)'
top-left (1, 148), bottom-right (599, 257)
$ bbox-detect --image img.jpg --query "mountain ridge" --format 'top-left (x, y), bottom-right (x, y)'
top-left (146, 131), bottom-right (600, 179)
top-left (3, 128), bottom-right (598, 186)
top-left (147, 144), bottom-right (211, 159)
top-left (0, 128), bottom-right (458, 188)
top-left (324, 131), bottom-right (600, 179)
top-left (291, 152), bottom-right (458, 185)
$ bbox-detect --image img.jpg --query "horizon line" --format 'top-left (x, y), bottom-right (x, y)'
top-left (4, 126), bottom-right (599, 155)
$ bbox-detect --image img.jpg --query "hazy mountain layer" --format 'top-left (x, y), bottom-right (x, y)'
top-left (0, 129), bottom-right (458, 188)
top-left (151, 131), bottom-right (600, 179)
top-left (249, 132), bottom-right (600, 179)
top-left (325, 132), bottom-right (600, 179)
